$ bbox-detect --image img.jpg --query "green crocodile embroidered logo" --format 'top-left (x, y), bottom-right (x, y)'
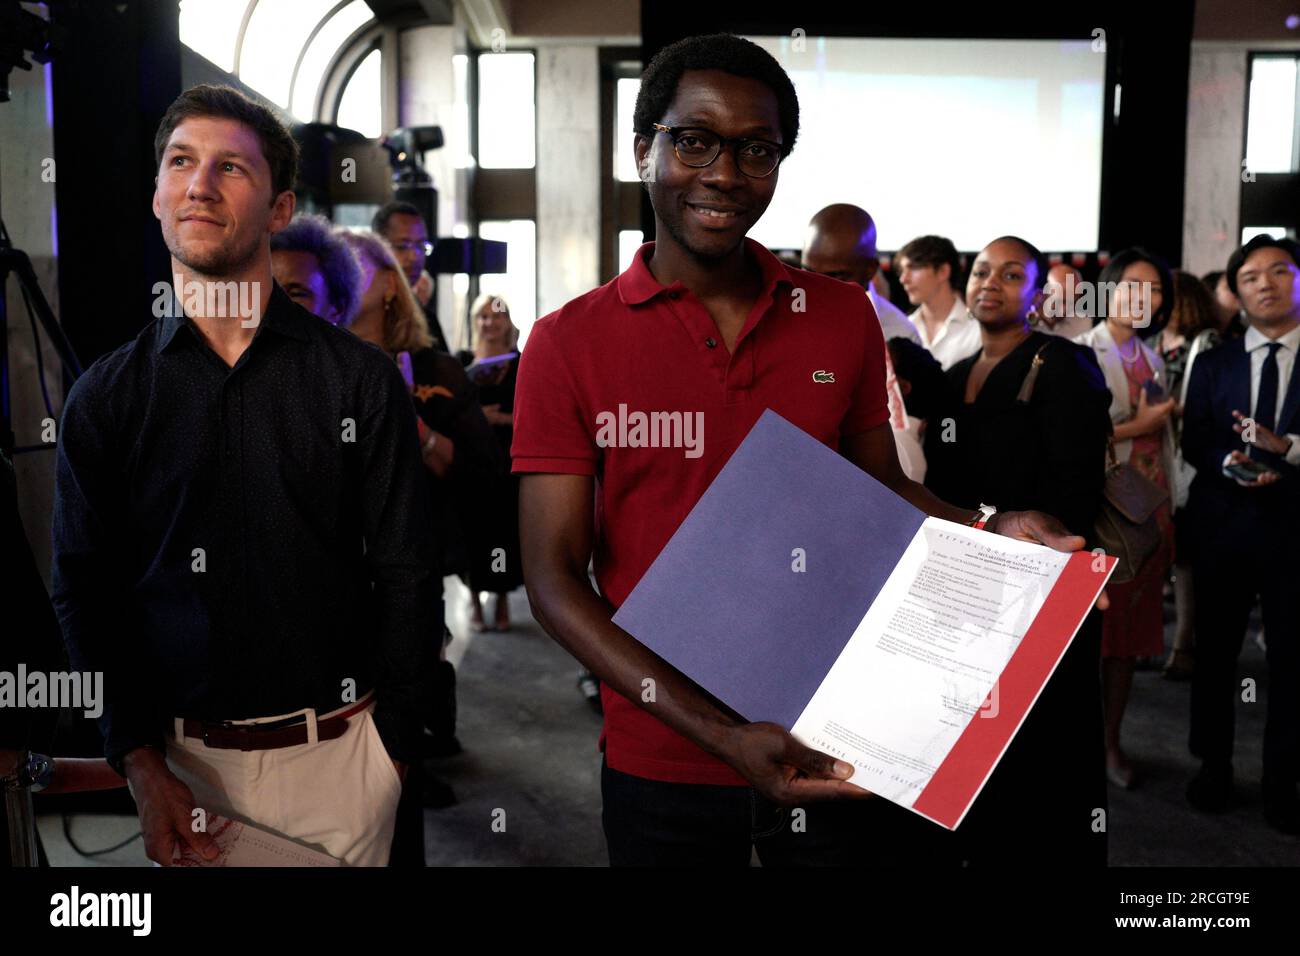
top-left (812, 370), bottom-right (835, 383)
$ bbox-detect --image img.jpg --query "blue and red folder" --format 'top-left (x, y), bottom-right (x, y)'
top-left (613, 409), bottom-right (1113, 829)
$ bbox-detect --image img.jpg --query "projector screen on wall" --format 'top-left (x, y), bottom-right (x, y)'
top-left (744, 36), bottom-right (1106, 252)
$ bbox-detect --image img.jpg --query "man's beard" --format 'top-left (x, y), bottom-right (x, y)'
top-left (659, 210), bottom-right (744, 263)
top-left (166, 224), bottom-right (263, 278)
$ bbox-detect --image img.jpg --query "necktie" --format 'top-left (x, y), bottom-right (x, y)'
top-left (1255, 342), bottom-right (1281, 433)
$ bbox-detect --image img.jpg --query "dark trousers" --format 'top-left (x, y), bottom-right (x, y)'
top-left (387, 762), bottom-right (425, 866)
top-left (601, 760), bottom-right (959, 867)
top-left (953, 611), bottom-right (1108, 866)
top-left (1190, 552), bottom-right (1300, 789)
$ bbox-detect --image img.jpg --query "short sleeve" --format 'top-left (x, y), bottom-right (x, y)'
top-left (511, 316), bottom-right (598, 475)
top-left (840, 293), bottom-right (891, 437)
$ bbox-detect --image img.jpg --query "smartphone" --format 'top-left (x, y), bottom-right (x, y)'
top-left (1226, 459), bottom-right (1275, 482)
top-left (1142, 379), bottom-right (1167, 404)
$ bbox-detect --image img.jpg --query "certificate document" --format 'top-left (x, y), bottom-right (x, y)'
top-left (173, 813), bottom-right (341, 867)
top-left (613, 409), bottom-right (1114, 829)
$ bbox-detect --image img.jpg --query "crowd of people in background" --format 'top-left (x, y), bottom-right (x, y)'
top-left (27, 34), bottom-right (1299, 871)
top-left (794, 204), bottom-right (1299, 836)
top-left (261, 177), bottom-right (1300, 846)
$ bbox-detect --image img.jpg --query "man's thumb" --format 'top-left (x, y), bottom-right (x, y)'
top-left (787, 739), bottom-right (853, 780)
top-left (178, 809), bottom-right (219, 859)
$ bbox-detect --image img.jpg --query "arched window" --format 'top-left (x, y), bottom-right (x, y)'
top-left (179, 0), bottom-right (379, 129)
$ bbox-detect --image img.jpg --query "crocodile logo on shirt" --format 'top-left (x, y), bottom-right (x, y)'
top-left (812, 370), bottom-right (835, 384)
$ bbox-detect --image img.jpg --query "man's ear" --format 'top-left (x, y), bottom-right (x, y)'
top-left (937, 262), bottom-right (950, 286)
top-left (863, 259), bottom-right (880, 284)
top-left (633, 133), bottom-right (654, 184)
top-left (152, 180), bottom-right (162, 222)
top-left (269, 189), bottom-right (296, 233)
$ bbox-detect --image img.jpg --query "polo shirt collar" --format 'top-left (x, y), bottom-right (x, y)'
top-left (616, 237), bottom-right (795, 306)
top-left (158, 279), bottom-right (311, 353)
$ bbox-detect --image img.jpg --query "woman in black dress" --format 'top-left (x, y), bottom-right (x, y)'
top-left (924, 236), bottom-right (1113, 866)
top-left (341, 232), bottom-right (501, 841)
top-left (459, 294), bottom-right (525, 632)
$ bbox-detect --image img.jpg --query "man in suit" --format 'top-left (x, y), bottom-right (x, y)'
top-left (1181, 234), bottom-right (1300, 834)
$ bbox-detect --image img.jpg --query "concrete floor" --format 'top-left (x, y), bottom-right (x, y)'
top-left (33, 577), bottom-right (1300, 866)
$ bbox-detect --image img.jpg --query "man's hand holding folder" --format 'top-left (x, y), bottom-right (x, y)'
top-left (523, 413), bottom-right (1112, 818)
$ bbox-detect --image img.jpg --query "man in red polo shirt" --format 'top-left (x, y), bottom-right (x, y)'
top-left (513, 34), bottom-right (1087, 866)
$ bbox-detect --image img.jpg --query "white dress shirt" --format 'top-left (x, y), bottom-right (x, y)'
top-left (1035, 312), bottom-right (1093, 341)
top-left (893, 414), bottom-right (928, 483)
top-left (1242, 323), bottom-right (1300, 467)
top-left (867, 286), bottom-right (922, 345)
top-left (910, 296), bottom-right (982, 370)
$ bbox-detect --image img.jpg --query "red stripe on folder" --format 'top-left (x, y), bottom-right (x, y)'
top-left (911, 550), bottom-right (1112, 829)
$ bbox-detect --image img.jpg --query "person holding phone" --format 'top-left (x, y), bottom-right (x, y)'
top-left (1181, 234), bottom-right (1300, 834)
top-left (1074, 247), bottom-right (1176, 790)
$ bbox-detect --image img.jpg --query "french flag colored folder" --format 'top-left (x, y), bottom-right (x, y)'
top-left (613, 409), bottom-right (1114, 829)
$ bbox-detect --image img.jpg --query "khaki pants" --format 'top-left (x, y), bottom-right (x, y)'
top-left (164, 699), bottom-right (403, 866)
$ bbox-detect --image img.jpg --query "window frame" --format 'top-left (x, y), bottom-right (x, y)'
top-left (599, 47), bottom-right (643, 282)
top-left (1239, 51), bottom-right (1300, 242)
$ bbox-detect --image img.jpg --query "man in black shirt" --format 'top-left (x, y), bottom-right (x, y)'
top-left (51, 84), bottom-right (437, 866)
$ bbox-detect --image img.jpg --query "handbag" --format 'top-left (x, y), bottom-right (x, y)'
top-left (1015, 339), bottom-right (1167, 585)
top-left (1094, 440), bottom-right (1168, 585)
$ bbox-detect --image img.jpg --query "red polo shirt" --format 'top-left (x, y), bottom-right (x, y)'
top-left (512, 238), bottom-right (888, 785)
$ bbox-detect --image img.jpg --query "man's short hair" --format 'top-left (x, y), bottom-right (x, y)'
top-left (897, 235), bottom-right (963, 291)
top-left (270, 214), bottom-right (364, 325)
top-left (372, 201), bottom-right (424, 236)
top-left (1225, 234), bottom-right (1300, 297)
top-left (154, 84), bottom-right (299, 199)
top-left (633, 34), bottom-right (800, 157)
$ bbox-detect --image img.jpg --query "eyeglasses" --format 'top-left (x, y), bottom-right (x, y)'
top-left (390, 240), bottom-right (434, 257)
top-left (651, 123), bottom-right (784, 179)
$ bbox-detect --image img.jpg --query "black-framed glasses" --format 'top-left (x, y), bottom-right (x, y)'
top-left (651, 123), bottom-right (784, 178)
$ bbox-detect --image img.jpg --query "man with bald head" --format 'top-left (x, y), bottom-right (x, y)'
top-left (803, 204), bottom-right (925, 478)
top-left (1042, 262), bottom-right (1093, 340)
top-left (803, 203), bottom-right (921, 344)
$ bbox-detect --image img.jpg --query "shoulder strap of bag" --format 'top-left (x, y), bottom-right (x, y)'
top-left (1015, 342), bottom-right (1054, 404)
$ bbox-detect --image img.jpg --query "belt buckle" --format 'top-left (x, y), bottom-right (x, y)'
top-left (202, 719), bottom-right (239, 750)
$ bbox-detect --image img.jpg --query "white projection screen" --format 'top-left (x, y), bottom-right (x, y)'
top-left (745, 36), bottom-right (1106, 252)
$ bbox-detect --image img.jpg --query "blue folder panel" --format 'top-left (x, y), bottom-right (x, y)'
top-left (613, 409), bottom-right (925, 729)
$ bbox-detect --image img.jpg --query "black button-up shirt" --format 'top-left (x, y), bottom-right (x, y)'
top-left (51, 283), bottom-right (438, 771)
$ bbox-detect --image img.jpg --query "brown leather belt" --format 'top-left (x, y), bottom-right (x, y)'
top-left (176, 696), bottom-right (373, 751)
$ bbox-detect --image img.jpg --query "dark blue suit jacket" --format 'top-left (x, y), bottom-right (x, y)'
top-left (1181, 336), bottom-right (1300, 557)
